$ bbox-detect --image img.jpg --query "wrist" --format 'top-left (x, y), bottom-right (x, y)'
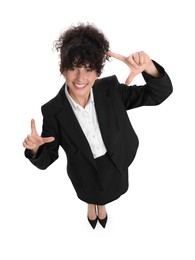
top-left (144, 61), bottom-right (162, 78)
top-left (31, 147), bottom-right (39, 156)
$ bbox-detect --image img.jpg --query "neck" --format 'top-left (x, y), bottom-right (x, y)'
top-left (68, 89), bottom-right (90, 108)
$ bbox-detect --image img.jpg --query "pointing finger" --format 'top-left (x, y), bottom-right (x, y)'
top-left (107, 51), bottom-right (127, 63)
top-left (31, 119), bottom-right (37, 134)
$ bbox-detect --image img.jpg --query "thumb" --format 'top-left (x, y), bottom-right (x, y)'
top-left (125, 72), bottom-right (136, 85)
top-left (42, 136), bottom-right (55, 144)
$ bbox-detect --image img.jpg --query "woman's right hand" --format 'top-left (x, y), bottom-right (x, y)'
top-left (23, 119), bottom-right (55, 156)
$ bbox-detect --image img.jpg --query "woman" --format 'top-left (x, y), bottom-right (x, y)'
top-left (23, 23), bottom-right (173, 229)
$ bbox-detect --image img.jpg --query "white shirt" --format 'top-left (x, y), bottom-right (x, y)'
top-left (65, 85), bottom-right (107, 158)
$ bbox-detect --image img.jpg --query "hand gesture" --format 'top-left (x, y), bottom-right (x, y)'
top-left (23, 119), bottom-right (55, 155)
top-left (107, 51), bottom-right (154, 85)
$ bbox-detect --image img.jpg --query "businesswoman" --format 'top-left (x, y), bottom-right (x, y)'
top-left (23, 23), bottom-right (173, 229)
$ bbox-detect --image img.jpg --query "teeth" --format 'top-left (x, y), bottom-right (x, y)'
top-left (74, 83), bottom-right (86, 89)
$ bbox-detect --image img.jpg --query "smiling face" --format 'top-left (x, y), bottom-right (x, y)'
top-left (63, 66), bottom-right (98, 106)
top-left (55, 24), bottom-right (110, 106)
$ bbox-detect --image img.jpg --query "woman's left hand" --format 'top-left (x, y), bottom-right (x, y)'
top-left (107, 51), bottom-right (160, 85)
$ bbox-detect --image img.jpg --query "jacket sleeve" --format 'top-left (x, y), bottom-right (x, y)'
top-left (24, 105), bottom-right (60, 170)
top-left (115, 60), bottom-right (173, 110)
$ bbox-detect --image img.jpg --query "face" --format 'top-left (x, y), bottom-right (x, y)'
top-left (63, 67), bottom-right (98, 103)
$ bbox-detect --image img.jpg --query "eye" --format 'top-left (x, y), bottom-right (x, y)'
top-left (86, 68), bottom-right (93, 72)
top-left (69, 67), bottom-right (76, 71)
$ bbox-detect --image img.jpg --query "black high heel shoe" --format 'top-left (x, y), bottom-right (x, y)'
top-left (98, 215), bottom-right (108, 228)
top-left (88, 217), bottom-right (98, 229)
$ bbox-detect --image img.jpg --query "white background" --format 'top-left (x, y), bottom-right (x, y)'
top-left (0, 0), bottom-right (195, 259)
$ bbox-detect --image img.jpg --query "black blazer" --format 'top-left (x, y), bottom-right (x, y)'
top-left (25, 61), bottom-right (173, 185)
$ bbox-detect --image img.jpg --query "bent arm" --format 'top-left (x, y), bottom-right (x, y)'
top-left (117, 60), bottom-right (173, 110)
top-left (24, 108), bottom-right (59, 170)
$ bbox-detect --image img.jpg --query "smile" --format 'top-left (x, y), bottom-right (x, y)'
top-left (74, 83), bottom-right (87, 89)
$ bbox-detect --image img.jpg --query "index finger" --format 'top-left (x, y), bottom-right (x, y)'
top-left (107, 51), bottom-right (127, 63)
top-left (31, 119), bottom-right (37, 134)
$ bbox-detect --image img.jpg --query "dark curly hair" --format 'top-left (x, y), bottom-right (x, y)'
top-left (54, 23), bottom-right (110, 76)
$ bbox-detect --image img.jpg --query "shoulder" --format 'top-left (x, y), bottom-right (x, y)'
top-left (95, 75), bottom-right (119, 86)
top-left (41, 85), bottom-right (65, 113)
top-left (93, 75), bottom-right (120, 94)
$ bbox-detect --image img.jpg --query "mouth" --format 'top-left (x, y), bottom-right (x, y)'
top-left (73, 83), bottom-right (87, 90)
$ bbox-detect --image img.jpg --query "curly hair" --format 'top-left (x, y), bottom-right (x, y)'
top-left (54, 23), bottom-right (110, 76)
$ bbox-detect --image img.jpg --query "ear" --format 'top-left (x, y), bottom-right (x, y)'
top-left (62, 71), bottom-right (66, 78)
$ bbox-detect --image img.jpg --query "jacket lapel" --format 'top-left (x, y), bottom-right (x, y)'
top-left (93, 84), bottom-right (119, 154)
top-left (94, 92), bottom-right (112, 152)
top-left (54, 82), bottom-right (118, 168)
top-left (55, 86), bottom-right (97, 169)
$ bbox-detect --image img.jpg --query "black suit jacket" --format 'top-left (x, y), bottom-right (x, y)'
top-left (25, 61), bottom-right (173, 187)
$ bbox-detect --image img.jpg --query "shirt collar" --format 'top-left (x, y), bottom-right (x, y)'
top-left (65, 84), bottom-right (94, 110)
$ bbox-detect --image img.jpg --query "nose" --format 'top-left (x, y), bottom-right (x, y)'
top-left (76, 69), bottom-right (86, 82)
